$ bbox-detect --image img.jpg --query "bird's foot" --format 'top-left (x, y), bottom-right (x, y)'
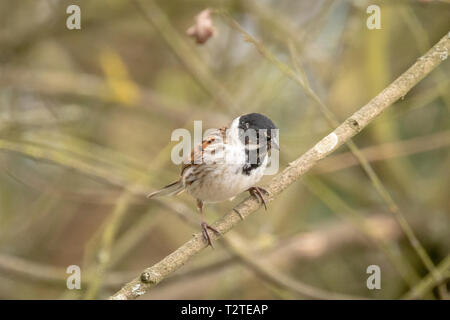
top-left (248, 186), bottom-right (269, 210)
top-left (201, 222), bottom-right (220, 248)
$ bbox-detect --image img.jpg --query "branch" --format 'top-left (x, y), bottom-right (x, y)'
top-left (110, 31), bottom-right (450, 300)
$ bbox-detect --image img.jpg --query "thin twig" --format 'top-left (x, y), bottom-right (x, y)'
top-left (110, 31), bottom-right (450, 300)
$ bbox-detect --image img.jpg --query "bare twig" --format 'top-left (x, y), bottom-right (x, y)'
top-left (110, 31), bottom-right (450, 300)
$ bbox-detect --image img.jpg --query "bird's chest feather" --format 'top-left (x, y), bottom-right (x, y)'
top-left (185, 143), bottom-right (267, 202)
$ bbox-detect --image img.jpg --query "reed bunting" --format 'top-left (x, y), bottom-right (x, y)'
top-left (147, 113), bottom-right (279, 247)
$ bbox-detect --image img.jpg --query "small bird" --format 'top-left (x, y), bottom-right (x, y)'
top-left (147, 113), bottom-right (279, 247)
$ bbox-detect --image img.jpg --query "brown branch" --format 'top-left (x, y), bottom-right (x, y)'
top-left (110, 31), bottom-right (450, 300)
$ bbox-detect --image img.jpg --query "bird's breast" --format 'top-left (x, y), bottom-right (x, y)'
top-left (185, 144), bottom-right (267, 203)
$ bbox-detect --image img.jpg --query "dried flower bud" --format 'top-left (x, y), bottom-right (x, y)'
top-left (186, 9), bottom-right (215, 44)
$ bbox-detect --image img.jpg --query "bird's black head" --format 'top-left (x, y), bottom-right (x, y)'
top-left (238, 113), bottom-right (277, 132)
top-left (237, 113), bottom-right (279, 176)
top-left (238, 113), bottom-right (279, 150)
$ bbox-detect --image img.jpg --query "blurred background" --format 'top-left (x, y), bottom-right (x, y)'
top-left (0, 0), bottom-right (449, 299)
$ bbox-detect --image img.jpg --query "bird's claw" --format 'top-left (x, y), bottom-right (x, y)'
top-left (248, 187), bottom-right (269, 210)
top-left (201, 222), bottom-right (220, 248)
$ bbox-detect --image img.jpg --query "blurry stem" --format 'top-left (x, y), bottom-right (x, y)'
top-left (207, 204), bottom-right (366, 299)
top-left (108, 200), bottom-right (201, 269)
top-left (221, 231), bottom-right (367, 300)
top-left (390, 78), bottom-right (449, 119)
top-left (244, 0), bottom-right (307, 45)
top-left (0, 252), bottom-right (137, 288)
top-left (1, 138), bottom-right (142, 188)
top-left (316, 129), bottom-right (450, 173)
top-left (303, 176), bottom-right (419, 287)
top-left (399, 5), bottom-right (450, 111)
top-left (244, 0), bottom-right (334, 58)
top-left (83, 191), bottom-right (136, 299)
top-left (149, 214), bottom-right (402, 299)
top-left (0, 215), bottom-right (399, 294)
top-left (382, 13), bottom-right (450, 294)
top-left (157, 214), bottom-right (400, 294)
top-left (402, 255), bottom-right (450, 300)
top-left (110, 32), bottom-right (450, 299)
top-left (26, 132), bottom-right (149, 176)
top-left (224, 14), bottom-right (445, 292)
top-left (83, 117), bottom-right (196, 299)
top-left (132, 0), bottom-right (239, 114)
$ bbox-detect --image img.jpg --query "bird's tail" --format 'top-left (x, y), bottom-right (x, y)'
top-left (146, 180), bottom-right (185, 199)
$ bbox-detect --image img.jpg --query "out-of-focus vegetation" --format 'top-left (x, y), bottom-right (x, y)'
top-left (0, 0), bottom-right (449, 299)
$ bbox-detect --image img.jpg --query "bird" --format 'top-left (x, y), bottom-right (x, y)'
top-left (147, 113), bottom-right (279, 247)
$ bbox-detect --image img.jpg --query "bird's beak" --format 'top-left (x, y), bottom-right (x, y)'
top-left (271, 139), bottom-right (280, 150)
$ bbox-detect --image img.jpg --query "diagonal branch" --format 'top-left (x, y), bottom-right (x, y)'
top-left (110, 31), bottom-right (450, 300)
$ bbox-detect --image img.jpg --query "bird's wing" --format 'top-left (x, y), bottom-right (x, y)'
top-left (180, 126), bottom-right (227, 177)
